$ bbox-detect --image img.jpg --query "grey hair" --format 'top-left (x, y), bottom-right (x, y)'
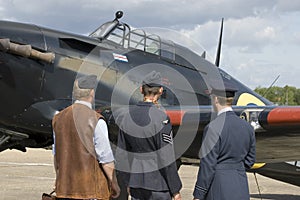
top-left (72, 79), bottom-right (93, 100)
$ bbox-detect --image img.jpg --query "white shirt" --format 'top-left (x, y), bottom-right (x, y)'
top-left (217, 106), bottom-right (233, 116)
top-left (53, 100), bottom-right (114, 164)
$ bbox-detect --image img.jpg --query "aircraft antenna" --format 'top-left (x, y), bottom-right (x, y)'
top-left (262, 75), bottom-right (280, 97)
top-left (253, 173), bottom-right (263, 200)
top-left (215, 18), bottom-right (224, 67)
top-left (201, 51), bottom-right (206, 59)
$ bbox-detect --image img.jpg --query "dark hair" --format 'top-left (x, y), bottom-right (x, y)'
top-left (141, 85), bottom-right (161, 97)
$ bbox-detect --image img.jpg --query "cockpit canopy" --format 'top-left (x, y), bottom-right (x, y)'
top-left (90, 16), bottom-right (176, 60)
top-left (89, 11), bottom-right (209, 68)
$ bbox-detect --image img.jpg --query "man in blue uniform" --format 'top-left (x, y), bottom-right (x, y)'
top-left (116, 71), bottom-right (182, 200)
top-left (193, 81), bottom-right (256, 200)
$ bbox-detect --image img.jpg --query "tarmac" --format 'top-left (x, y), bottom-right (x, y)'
top-left (0, 148), bottom-right (299, 200)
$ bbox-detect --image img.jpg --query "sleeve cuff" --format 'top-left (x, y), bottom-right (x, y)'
top-left (193, 185), bottom-right (207, 199)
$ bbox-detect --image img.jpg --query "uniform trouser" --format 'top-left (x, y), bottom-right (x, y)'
top-left (130, 188), bottom-right (172, 200)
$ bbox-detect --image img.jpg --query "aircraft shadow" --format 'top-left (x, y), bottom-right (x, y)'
top-left (251, 194), bottom-right (300, 200)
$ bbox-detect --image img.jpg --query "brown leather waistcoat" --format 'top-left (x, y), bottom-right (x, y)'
top-left (52, 103), bottom-right (110, 199)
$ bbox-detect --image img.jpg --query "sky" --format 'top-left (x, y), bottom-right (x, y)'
top-left (1, 0), bottom-right (300, 89)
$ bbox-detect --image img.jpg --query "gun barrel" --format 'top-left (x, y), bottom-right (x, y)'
top-left (0, 38), bottom-right (55, 63)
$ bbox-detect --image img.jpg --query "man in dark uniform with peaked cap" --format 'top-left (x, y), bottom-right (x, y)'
top-left (193, 80), bottom-right (256, 200)
top-left (116, 71), bottom-right (182, 200)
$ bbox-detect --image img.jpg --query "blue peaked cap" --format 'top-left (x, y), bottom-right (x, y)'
top-left (142, 71), bottom-right (162, 87)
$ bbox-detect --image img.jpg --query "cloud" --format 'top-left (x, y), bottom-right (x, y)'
top-left (292, 32), bottom-right (300, 45)
top-left (0, 0), bottom-right (285, 32)
top-left (276, 0), bottom-right (300, 12)
top-left (255, 26), bottom-right (276, 40)
top-left (178, 16), bottom-right (281, 60)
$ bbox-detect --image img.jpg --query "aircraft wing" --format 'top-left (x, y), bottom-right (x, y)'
top-left (259, 106), bottom-right (300, 130)
top-left (249, 162), bottom-right (300, 187)
top-left (252, 106), bottom-right (300, 163)
top-left (165, 105), bottom-right (300, 163)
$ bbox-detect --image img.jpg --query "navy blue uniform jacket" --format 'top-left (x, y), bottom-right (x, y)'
top-left (116, 101), bottom-right (182, 195)
top-left (193, 111), bottom-right (256, 200)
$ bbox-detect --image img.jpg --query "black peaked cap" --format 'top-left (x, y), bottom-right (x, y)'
top-left (210, 79), bottom-right (237, 98)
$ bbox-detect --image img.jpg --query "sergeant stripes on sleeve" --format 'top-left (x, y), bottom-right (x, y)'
top-left (162, 132), bottom-right (173, 144)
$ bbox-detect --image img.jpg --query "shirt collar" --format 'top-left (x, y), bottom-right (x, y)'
top-left (75, 100), bottom-right (92, 109)
top-left (217, 106), bottom-right (233, 116)
top-left (137, 101), bottom-right (154, 106)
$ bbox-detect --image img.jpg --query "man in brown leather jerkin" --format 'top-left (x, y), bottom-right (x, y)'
top-left (52, 75), bottom-right (120, 200)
